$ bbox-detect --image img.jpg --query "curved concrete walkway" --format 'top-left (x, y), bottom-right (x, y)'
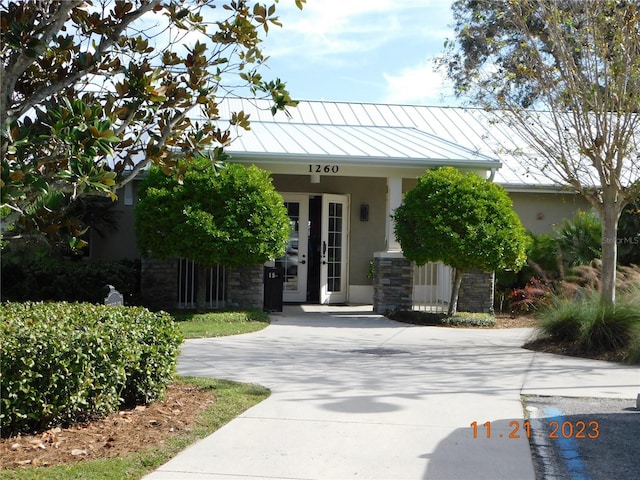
top-left (144, 305), bottom-right (639, 480)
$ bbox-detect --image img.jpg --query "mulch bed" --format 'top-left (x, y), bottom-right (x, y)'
top-left (0, 383), bottom-right (215, 470)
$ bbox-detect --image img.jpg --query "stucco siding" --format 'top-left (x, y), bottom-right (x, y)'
top-left (508, 191), bottom-right (591, 234)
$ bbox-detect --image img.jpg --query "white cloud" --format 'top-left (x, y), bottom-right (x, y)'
top-left (268, 0), bottom-right (437, 61)
top-left (382, 58), bottom-right (458, 105)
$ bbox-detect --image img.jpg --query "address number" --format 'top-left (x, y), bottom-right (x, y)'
top-left (309, 164), bottom-right (339, 173)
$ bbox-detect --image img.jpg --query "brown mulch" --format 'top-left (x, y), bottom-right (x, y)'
top-left (494, 314), bottom-right (540, 329)
top-left (0, 382), bottom-right (216, 470)
top-left (388, 311), bottom-right (540, 329)
top-left (522, 337), bottom-right (628, 363)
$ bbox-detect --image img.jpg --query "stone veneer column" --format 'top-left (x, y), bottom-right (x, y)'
top-left (140, 257), bottom-right (179, 311)
top-left (372, 251), bottom-right (414, 314)
top-left (226, 265), bottom-right (264, 310)
top-left (457, 270), bottom-right (495, 314)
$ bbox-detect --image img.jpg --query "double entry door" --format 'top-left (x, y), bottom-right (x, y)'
top-left (277, 194), bottom-right (349, 304)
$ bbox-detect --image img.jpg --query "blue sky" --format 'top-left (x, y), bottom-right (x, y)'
top-left (259, 0), bottom-right (460, 106)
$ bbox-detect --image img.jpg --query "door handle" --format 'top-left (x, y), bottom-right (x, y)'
top-left (322, 241), bottom-right (327, 256)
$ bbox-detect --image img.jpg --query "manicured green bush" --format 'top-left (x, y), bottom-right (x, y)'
top-left (441, 312), bottom-right (496, 327)
top-left (135, 160), bottom-right (289, 311)
top-left (0, 302), bottom-right (182, 435)
top-left (393, 166), bottom-right (528, 316)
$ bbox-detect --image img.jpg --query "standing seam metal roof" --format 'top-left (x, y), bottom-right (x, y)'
top-left (216, 99), bottom-right (581, 187)
top-left (231, 122), bottom-right (497, 163)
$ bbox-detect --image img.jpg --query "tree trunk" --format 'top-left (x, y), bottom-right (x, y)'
top-left (600, 200), bottom-right (621, 308)
top-left (196, 264), bottom-right (208, 313)
top-left (448, 268), bottom-right (464, 316)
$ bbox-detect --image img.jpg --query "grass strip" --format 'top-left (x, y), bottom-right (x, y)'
top-left (173, 310), bottom-right (270, 339)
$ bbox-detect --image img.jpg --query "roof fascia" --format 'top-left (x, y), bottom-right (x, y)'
top-left (502, 183), bottom-right (577, 194)
top-left (227, 151), bottom-right (501, 170)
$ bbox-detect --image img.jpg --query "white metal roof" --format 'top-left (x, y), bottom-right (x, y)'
top-left (214, 99), bottom-right (585, 189)
top-left (230, 122), bottom-right (498, 167)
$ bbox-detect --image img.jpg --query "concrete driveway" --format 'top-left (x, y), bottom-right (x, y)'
top-left (144, 305), bottom-right (639, 480)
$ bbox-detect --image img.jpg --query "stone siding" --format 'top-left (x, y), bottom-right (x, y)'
top-left (227, 265), bottom-right (265, 310)
top-left (458, 270), bottom-right (495, 314)
top-left (140, 257), bottom-right (178, 310)
top-left (372, 252), bottom-right (414, 314)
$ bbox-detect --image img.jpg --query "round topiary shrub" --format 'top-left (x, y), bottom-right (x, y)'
top-left (0, 302), bottom-right (182, 435)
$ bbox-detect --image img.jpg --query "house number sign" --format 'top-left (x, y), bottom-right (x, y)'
top-left (308, 164), bottom-right (340, 174)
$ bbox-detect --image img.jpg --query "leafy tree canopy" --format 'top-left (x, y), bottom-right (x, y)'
top-left (1, 0), bottom-right (304, 249)
top-left (135, 159), bottom-right (289, 268)
top-left (393, 167), bottom-right (528, 314)
top-left (439, 0), bottom-right (640, 306)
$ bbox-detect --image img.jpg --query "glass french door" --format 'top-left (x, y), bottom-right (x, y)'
top-left (277, 193), bottom-right (349, 304)
top-left (320, 194), bottom-right (349, 304)
top-left (278, 194), bottom-right (309, 302)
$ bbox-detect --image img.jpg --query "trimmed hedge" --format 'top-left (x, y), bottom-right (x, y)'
top-left (0, 257), bottom-right (140, 304)
top-left (0, 302), bottom-right (182, 436)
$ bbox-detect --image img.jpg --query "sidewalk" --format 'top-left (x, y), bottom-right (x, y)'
top-left (144, 305), bottom-right (639, 480)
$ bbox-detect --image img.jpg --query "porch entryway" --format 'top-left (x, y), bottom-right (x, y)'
top-left (277, 193), bottom-right (350, 305)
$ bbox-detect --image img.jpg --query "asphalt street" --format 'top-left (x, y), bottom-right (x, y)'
top-left (525, 395), bottom-right (639, 480)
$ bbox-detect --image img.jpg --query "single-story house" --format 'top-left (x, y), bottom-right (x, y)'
top-left (90, 99), bottom-right (590, 312)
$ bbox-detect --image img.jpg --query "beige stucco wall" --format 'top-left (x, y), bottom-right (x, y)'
top-left (508, 191), bottom-right (591, 234)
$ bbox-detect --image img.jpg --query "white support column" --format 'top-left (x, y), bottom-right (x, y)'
top-left (386, 176), bottom-right (403, 252)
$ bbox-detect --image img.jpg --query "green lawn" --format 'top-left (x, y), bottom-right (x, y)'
top-left (173, 309), bottom-right (270, 338)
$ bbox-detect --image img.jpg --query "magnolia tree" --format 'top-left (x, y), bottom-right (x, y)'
top-left (1, 0), bottom-right (304, 249)
top-left (393, 167), bottom-right (528, 316)
top-left (135, 159), bottom-right (290, 311)
top-left (440, 0), bottom-right (640, 306)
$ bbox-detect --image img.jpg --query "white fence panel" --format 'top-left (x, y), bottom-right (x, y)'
top-left (412, 262), bottom-right (452, 313)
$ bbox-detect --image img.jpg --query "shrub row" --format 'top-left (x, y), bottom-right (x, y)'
top-left (0, 302), bottom-right (182, 435)
top-left (1, 257), bottom-right (140, 304)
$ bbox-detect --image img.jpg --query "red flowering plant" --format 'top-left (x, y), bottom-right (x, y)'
top-left (507, 277), bottom-right (552, 315)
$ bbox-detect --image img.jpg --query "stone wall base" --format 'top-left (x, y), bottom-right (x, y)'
top-left (140, 258), bottom-right (265, 311)
top-left (227, 265), bottom-right (264, 310)
top-left (458, 270), bottom-right (495, 314)
top-left (372, 252), bottom-right (414, 314)
top-left (140, 257), bottom-right (178, 311)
